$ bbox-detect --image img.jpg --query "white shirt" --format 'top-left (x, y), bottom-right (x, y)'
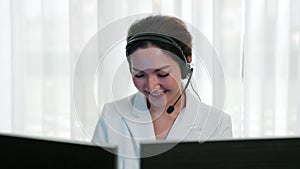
top-left (92, 89), bottom-right (232, 169)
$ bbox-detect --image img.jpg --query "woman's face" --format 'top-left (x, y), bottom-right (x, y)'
top-left (129, 46), bottom-right (183, 109)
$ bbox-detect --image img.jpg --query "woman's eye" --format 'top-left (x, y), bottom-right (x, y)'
top-left (134, 74), bottom-right (145, 78)
top-left (158, 73), bottom-right (169, 78)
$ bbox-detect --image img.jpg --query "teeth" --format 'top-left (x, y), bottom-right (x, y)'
top-left (150, 90), bottom-right (163, 97)
top-left (151, 92), bottom-right (162, 96)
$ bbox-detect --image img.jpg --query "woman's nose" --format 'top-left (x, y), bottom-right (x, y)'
top-left (146, 75), bottom-right (160, 91)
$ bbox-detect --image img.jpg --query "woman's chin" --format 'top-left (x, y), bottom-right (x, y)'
top-left (148, 95), bottom-right (167, 109)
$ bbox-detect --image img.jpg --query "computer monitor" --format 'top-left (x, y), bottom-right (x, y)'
top-left (141, 137), bottom-right (300, 169)
top-left (0, 133), bottom-right (117, 169)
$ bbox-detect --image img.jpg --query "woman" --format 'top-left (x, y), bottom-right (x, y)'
top-left (92, 15), bottom-right (232, 169)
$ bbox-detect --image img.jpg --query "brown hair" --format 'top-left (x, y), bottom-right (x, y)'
top-left (127, 15), bottom-right (192, 57)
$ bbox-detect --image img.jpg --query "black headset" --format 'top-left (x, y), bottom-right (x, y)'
top-left (125, 32), bottom-right (194, 114)
top-left (126, 32), bottom-right (192, 79)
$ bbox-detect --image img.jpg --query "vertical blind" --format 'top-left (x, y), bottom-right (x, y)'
top-left (0, 0), bottom-right (299, 141)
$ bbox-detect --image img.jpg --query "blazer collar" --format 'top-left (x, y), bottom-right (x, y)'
top-left (121, 89), bottom-right (212, 142)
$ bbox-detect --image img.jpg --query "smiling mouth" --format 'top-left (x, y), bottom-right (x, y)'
top-left (151, 92), bottom-right (163, 97)
top-left (147, 90), bottom-right (168, 98)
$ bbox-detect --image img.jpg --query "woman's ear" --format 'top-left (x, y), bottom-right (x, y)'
top-left (186, 55), bottom-right (192, 63)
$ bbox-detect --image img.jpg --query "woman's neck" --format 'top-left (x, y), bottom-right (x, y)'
top-left (149, 91), bottom-right (186, 140)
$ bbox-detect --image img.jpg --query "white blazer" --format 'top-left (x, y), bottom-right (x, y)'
top-left (92, 89), bottom-right (232, 169)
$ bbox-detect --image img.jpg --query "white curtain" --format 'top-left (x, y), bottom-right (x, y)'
top-left (0, 0), bottom-right (299, 141)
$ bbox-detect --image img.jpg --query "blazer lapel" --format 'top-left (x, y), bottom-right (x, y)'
top-left (166, 90), bottom-right (202, 141)
top-left (121, 92), bottom-right (156, 141)
top-left (166, 89), bottom-right (225, 142)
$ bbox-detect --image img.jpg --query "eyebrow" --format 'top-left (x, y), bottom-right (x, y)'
top-left (132, 65), bottom-right (171, 72)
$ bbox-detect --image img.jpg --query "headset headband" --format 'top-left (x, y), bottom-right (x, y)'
top-left (125, 32), bottom-right (187, 64)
